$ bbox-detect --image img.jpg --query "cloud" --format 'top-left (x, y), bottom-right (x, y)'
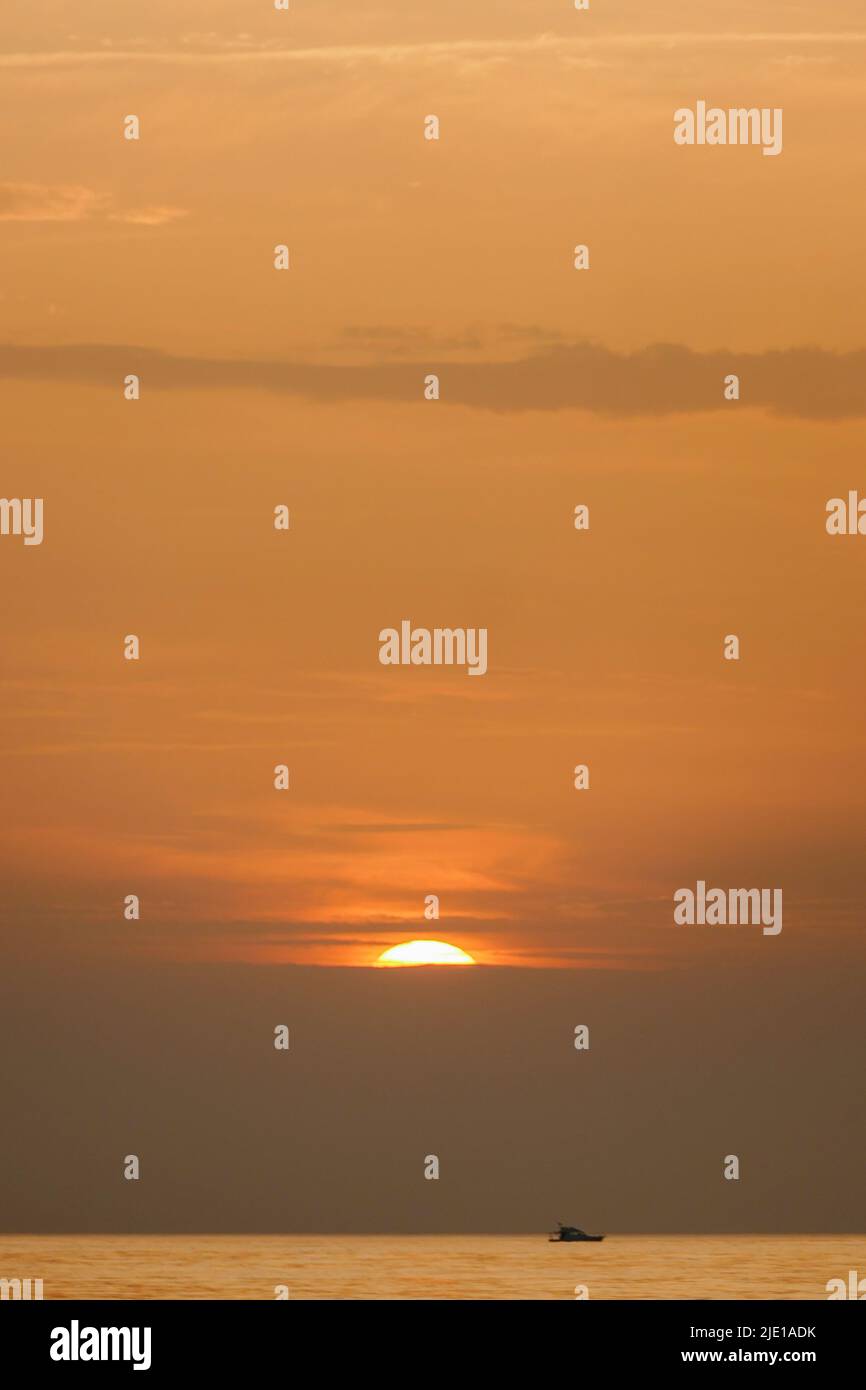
top-left (108, 205), bottom-right (189, 227)
top-left (0, 182), bottom-right (187, 227)
top-left (1, 339), bottom-right (865, 419)
top-left (340, 324), bottom-right (483, 354)
top-left (2, 33), bottom-right (866, 69)
top-left (0, 182), bottom-right (109, 222)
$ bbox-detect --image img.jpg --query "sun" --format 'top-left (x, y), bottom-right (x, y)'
top-left (375, 940), bottom-right (477, 967)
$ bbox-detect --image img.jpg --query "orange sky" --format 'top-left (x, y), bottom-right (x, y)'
top-left (2, 0), bottom-right (866, 973)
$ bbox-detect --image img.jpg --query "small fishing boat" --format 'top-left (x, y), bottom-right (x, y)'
top-left (549, 1223), bottom-right (604, 1243)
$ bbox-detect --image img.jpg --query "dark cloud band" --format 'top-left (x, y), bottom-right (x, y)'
top-left (1, 340), bottom-right (864, 418)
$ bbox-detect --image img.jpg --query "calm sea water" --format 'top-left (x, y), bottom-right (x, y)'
top-left (1, 1235), bottom-right (863, 1299)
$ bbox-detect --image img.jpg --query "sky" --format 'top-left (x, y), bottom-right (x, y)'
top-left (1, 1), bottom-right (864, 1233)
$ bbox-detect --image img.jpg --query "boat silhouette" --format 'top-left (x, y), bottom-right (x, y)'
top-left (549, 1223), bottom-right (604, 1243)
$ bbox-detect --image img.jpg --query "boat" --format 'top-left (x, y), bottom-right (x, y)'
top-left (549, 1223), bottom-right (604, 1243)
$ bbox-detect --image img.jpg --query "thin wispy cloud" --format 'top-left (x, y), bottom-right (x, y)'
top-left (0, 181), bottom-right (187, 227)
top-left (0, 182), bottom-right (109, 222)
top-left (3, 32), bottom-right (866, 69)
top-left (108, 205), bottom-right (189, 227)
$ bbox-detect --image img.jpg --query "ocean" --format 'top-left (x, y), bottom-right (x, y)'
top-left (1, 1235), bottom-right (862, 1300)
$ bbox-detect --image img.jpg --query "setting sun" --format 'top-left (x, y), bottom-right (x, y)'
top-left (376, 940), bottom-right (477, 967)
